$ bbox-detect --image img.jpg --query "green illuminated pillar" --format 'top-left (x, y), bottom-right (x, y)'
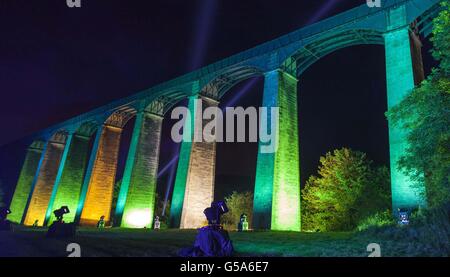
top-left (44, 132), bottom-right (73, 225)
top-left (384, 5), bottom-right (426, 214)
top-left (253, 69), bottom-right (301, 231)
top-left (23, 133), bottom-right (69, 226)
top-left (170, 95), bottom-right (218, 229)
top-left (46, 133), bottom-right (91, 225)
top-left (7, 141), bottom-right (45, 224)
top-left (169, 97), bottom-right (196, 228)
top-left (116, 111), bottom-right (163, 228)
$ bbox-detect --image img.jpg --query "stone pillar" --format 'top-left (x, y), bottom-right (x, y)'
top-left (79, 124), bottom-right (122, 226)
top-left (116, 111), bottom-right (163, 228)
top-left (7, 141), bottom-right (45, 224)
top-left (170, 96), bottom-right (218, 229)
top-left (23, 133), bottom-right (69, 226)
top-left (253, 69), bottom-right (301, 231)
top-left (45, 133), bottom-right (91, 225)
top-left (384, 5), bottom-right (427, 214)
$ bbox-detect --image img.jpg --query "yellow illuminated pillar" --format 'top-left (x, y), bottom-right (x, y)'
top-left (23, 133), bottom-right (69, 226)
top-left (79, 124), bottom-right (122, 226)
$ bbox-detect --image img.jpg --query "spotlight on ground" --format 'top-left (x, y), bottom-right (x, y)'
top-left (53, 206), bottom-right (70, 222)
top-left (46, 206), bottom-right (76, 238)
top-left (204, 201), bottom-right (229, 226)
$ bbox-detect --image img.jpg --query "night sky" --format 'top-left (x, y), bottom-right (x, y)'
top-left (0, 0), bottom-right (436, 202)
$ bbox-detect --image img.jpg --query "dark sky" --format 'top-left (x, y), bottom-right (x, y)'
top-left (0, 0), bottom-right (435, 201)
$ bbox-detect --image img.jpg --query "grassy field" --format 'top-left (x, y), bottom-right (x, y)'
top-left (1, 225), bottom-right (443, 257)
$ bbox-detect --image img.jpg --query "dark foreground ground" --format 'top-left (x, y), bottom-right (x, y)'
top-left (1, 225), bottom-right (444, 257)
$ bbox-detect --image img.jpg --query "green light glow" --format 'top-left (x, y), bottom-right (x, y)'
top-left (385, 5), bottom-right (426, 212)
top-left (115, 112), bottom-right (144, 224)
top-left (253, 69), bottom-right (301, 231)
top-left (253, 73), bottom-right (276, 230)
top-left (46, 135), bottom-right (90, 225)
top-left (45, 133), bottom-right (73, 225)
top-left (123, 208), bottom-right (152, 228)
top-left (7, 142), bottom-right (45, 223)
top-left (120, 112), bottom-right (163, 228)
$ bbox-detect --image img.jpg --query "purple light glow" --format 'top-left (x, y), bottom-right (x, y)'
top-left (157, 153), bottom-right (179, 178)
top-left (161, 144), bottom-right (180, 216)
top-left (306, 0), bottom-right (341, 25)
top-left (188, 0), bottom-right (218, 71)
top-left (223, 77), bottom-right (259, 108)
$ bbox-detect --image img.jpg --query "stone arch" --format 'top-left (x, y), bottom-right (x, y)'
top-left (75, 121), bottom-right (99, 138)
top-left (144, 91), bottom-right (188, 117)
top-left (104, 106), bottom-right (137, 128)
top-left (49, 129), bottom-right (70, 144)
top-left (282, 29), bottom-right (384, 76)
top-left (200, 66), bottom-right (264, 100)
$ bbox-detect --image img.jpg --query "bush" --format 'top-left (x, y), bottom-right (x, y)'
top-left (221, 191), bottom-right (253, 230)
top-left (356, 210), bottom-right (395, 231)
top-left (357, 206), bottom-right (450, 256)
top-left (302, 148), bottom-right (391, 231)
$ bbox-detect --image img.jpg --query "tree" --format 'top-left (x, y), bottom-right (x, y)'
top-left (386, 1), bottom-right (450, 209)
top-left (110, 179), bottom-right (122, 219)
top-left (222, 191), bottom-right (253, 230)
top-left (301, 148), bottom-right (391, 232)
top-left (155, 193), bottom-right (170, 219)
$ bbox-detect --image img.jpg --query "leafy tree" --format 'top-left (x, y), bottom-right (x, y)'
top-left (301, 148), bottom-right (391, 231)
top-left (386, 1), bottom-right (450, 209)
top-left (222, 191), bottom-right (253, 230)
top-left (155, 193), bottom-right (170, 218)
top-left (110, 179), bottom-right (122, 219)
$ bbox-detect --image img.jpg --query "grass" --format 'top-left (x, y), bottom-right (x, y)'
top-left (1, 224), bottom-right (447, 257)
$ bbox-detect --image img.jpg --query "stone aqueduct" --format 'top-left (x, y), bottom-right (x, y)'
top-left (6, 0), bottom-right (441, 231)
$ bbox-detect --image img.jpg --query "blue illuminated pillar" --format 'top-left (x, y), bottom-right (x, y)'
top-left (253, 68), bottom-right (301, 231)
top-left (384, 5), bottom-right (426, 214)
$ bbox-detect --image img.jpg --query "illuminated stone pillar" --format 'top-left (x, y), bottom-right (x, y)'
top-left (79, 124), bottom-right (122, 226)
top-left (170, 96), bottom-right (218, 229)
top-left (116, 111), bottom-right (163, 228)
top-left (253, 69), bottom-right (301, 231)
top-left (7, 141), bottom-right (45, 224)
top-left (45, 133), bottom-right (91, 225)
top-left (384, 5), bottom-right (426, 214)
top-left (23, 133), bottom-right (69, 226)
top-left (169, 97), bottom-right (195, 228)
